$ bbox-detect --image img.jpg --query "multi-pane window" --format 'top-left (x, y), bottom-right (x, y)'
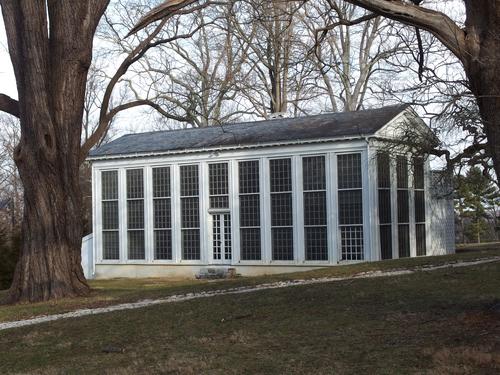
top-left (397, 156), bottom-right (410, 258)
top-left (180, 165), bottom-right (200, 260)
top-left (239, 160), bottom-right (261, 260)
top-left (153, 167), bottom-right (172, 260)
top-left (102, 170), bottom-right (119, 260)
top-left (414, 157), bottom-right (426, 256)
top-left (209, 163), bottom-right (229, 209)
top-left (303, 156), bottom-right (327, 261)
top-left (377, 153), bottom-right (392, 260)
top-left (338, 153), bottom-right (364, 261)
top-left (127, 169), bottom-right (145, 260)
top-left (270, 158), bottom-right (294, 260)
top-left (209, 163), bottom-right (231, 261)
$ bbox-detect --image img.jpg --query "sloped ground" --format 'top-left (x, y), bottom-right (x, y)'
top-left (0, 250), bottom-right (500, 374)
top-left (1, 244), bottom-right (499, 324)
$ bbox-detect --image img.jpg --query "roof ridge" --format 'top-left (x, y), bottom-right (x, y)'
top-left (115, 104), bottom-right (408, 139)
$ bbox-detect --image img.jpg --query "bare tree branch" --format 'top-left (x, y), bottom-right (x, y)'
top-left (127, 0), bottom-right (200, 36)
top-left (342, 0), bottom-right (467, 63)
top-left (0, 94), bottom-right (19, 118)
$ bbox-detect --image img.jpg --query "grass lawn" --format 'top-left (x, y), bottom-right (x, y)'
top-left (0, 253), bottom-right (500, 373)
top-left (0, 243), bottom-right (499, 325)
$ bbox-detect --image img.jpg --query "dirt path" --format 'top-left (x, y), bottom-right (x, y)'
top-left (1, 257), bottom-right (499, 332)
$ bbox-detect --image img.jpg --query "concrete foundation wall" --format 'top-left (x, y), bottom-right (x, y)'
top-left (94, 264), bottom-right (330, 279)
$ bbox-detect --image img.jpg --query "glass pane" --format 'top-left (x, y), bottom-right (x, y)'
top-left (127, 200), bottom-right (144, 229)
top-left (305, 227), bottom-right (328, 261)
top-left (415, 190), bottom-right (426, 223)
top-left (337, 154), bottom-right (362, 189)
top-left (240, 228), bottom-right (261, 260)
top-left (416, 223), bottom-right (426, 256)
top-left (102, 201), bottom-right (118, 230)
top-left (304, 191), bottom-right (327, 226)
top-left (377, 153), bottom-right (391, 188)
top-left (413, 157), bottom-right (425, 189)
top-left (182, 229), bottom-right (200, 260)
top-left (240, 194), bottom-right (260, 227)
top-left (398, 224), bottom-right (410, 258)
top-left (397, 190), bottom-right (409, 223)
top-left (340, 226), bottom-right (364, 261)
top-left (155, 230), bottom-right (172, 260)
top-left (154, 198), bottom-right (171, 229)
top-left (153, 167), bottom-right (170, 198)
top-left (127, 169), bottom-right (144, 199)
top-left (270, 159), bottom-right (292, 192)
top-left (103, 231), bottom-right (119, 260)
top-left (272, 227), bottom-right (294, 260)
top-left (396, 156), bottom-right (408, 189)
top-left (303, 156), bottom-right (326, 191)
top-left (209, 163), bottom-right (228, 196)
top-left (181, 197), bottom-right (199, 228)
top-left (210, 196), bottom-right (229, 209)
top-left (128, 231), bottom-right (145, 260)
top-left (338, 190), bottom-right (363, 225)
top-left (380, 225), bottom-right (392, 260)
top-left (102, 170), bottom-right (118, 200)
top-left (271, 193), bottom-right (293, 226)
top-left (239, 160), bottom-right (259, 194)
top-left (378, 189), bottom-right (391, 224)
top-left (180, 165), bottom-right (199, 196)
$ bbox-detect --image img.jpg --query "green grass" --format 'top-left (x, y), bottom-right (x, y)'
top-left (1, 243), bottom-right (499, 324)
top-left (1, 255), bottom-right (500, 374)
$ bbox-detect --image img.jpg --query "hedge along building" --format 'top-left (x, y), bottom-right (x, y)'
top-left (85, 105), bottom-right (455, 279)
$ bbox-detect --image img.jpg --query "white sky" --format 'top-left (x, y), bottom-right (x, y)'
top-left (0, 16), bottom-right (17, 99)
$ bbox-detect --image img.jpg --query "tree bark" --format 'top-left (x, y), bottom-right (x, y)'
top-left (461, 2), bottom-right (500, 181)
top-left (0, 0), bottom-right (109, 303)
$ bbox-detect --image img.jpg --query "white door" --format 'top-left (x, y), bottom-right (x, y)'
top-left (211, 213), bottom-right (232, 264)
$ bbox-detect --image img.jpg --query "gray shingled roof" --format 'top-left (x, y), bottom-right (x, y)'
top-left (89, 104), bottom-right (409, 158)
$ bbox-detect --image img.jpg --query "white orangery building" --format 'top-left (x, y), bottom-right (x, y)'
top-left (84, 105), bottom-right (455, 279)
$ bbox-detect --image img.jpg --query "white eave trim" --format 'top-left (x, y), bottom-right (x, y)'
top-left (87, 134), bottom-right (373, 162)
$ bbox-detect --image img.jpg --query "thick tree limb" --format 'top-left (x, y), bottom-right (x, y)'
top-left (0, 94), bottom-right (19, 118)
top-left (127, 0), bottom-right (200, 36)
top-left (342, 0), bottom-right (467, 63)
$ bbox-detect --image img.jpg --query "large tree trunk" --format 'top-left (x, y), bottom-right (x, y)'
top-left (463, 1), bottom-right (500, 181)
top-left (7, 155), bottom-right (89, 303)
top-left (1, 0), bottom-right (109, 303)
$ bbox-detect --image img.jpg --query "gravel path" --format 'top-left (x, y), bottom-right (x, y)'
top-left (1, 257), bottom-right (499, 332)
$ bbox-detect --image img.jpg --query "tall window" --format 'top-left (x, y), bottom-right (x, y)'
top-left (377, 153), bottom-right (392, 260)
top-left (180, 165), bottom-right (200, 260)
top-left (127, 169), bottom-right (145, 260)
top-left (270, 158), bottom-right (294, 260)
top-left (153, 167), bottom-right (172, 260)
top-left (303, 156), bottom-right (328, 261)
top-left (338, 153), bottom-right (364, 261)
top-left (209, 163), bottom-right (231, 261)
top-left (414, 157), bottom-right (426, 256)
top-left (209, 163), bottom-right (229, 209)
top-left (239, 160), bottom-right (261, 260)
top-left (397, 156), bottom-right (410, 258)
top-left (102, 170), bottom-right (119, 260)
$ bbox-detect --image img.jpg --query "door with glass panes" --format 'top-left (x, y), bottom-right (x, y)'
top-left (208, 162), bottom-right (232, 264)
top-left (211, 212), bottom-right (232, 263)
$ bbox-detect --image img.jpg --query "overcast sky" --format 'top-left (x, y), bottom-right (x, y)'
top-left (0, 16), bottom-right (16, 99)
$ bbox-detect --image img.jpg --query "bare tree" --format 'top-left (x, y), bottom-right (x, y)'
top-left (229, 0), bottom-right (313, 117)
top-left (0, 114), bottom-right (21, 231)
top-left (303, 0), bottom-right (404, 112)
